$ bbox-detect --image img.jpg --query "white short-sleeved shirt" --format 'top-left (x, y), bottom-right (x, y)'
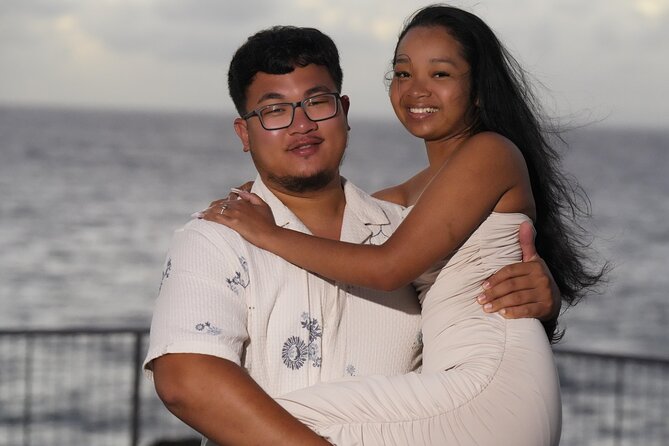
top-left (143, 177), bottom-right (422, 397)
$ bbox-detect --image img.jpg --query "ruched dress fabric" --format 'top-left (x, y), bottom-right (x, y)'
top-left (275, 212), bottom-right (561, 446)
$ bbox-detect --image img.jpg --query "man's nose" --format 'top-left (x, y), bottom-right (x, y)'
top-left (289, 106), bottom-right (318, 132)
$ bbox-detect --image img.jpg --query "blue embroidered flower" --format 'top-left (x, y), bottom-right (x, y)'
top-left (195, 321), bottom-right (222, 336)
top-left (282, 336), bottom-right (308, 370)
top-left (307, 342), bottom-right (321, 368)
top-left (301, 313), bottom-right (322, 367)
top-left (159, 258), bottom-right (172, 292)
top-left (226, 256), bottom-right (250, 295)
top-left (301, 312), bottom-right (323, 343)
top-left (281, 313), bottom-right (322, 370)
top-left (413, 331), bottom-right (423, 349)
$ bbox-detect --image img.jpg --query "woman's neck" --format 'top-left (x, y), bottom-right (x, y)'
top-left (425, 134), bottom-right (469, 170)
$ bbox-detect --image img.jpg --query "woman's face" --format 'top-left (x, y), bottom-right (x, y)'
top-left (390, 25), bottom-right (474, 143)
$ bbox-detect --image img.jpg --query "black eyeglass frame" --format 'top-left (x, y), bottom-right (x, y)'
top-left (241, 92), bottom-right (341, 130)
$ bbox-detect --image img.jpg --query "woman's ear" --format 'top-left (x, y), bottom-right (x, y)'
top-left (234, 118), bottom-right (250, 152)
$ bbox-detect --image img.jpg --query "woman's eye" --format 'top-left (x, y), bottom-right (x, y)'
top-left (394, 71), bottom-right (410, 79)
top-left (434, 71), bottom-right (450, 78)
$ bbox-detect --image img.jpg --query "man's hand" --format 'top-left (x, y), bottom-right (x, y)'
top-left (477, 221), bottom-right (560, 321)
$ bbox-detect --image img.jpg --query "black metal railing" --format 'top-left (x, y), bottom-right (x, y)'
top-left (555, 348), bottom-right (669, 446)
top-left (0, 329), bottom-right (195, 446)
top-left (0, 329), bottom-right (667, 446)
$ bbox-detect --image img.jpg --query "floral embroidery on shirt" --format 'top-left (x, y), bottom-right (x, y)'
top-left (345, 364), bottom-right (357, 376)
top-left (301, 313), bottom-right (322, 367)
top-left (195, 321), bottom-right (221, 336)
top-left (282, 336), bottom-right (308, 370)
top-left (301, 312), bottom-right (322, 343)
top-left (307, 343), bottom-right (322, 368)
top-left (413, 331), bottom-right (423, 350)
top-left (159, 258), bottom-right (172, 292)
top-left (281, 313), bottom-right (323, 371)
top-left (226, 256), bottom-right (250, 295)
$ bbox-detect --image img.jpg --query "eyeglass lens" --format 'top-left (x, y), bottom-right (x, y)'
top-left (259, 94), bottom-right (338, 130)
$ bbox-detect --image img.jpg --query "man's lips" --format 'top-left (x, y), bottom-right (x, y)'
top-left (288, 137), bottom-right (324, 155)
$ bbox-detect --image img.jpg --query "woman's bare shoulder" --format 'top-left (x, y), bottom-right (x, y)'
top-left (372, 184), bottom-right (408, 206)
top-left (372, 168), bottom-right (431, 206)
top-left (454, 131), bottom-right (526, 173)
top-left (466, 131), bottom-right (515, 150)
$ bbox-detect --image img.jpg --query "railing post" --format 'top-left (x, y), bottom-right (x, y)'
top-left (130, 331), bottom-right (143, 446)
top-left (22, 334), bottom-right (34, 446)
top-left (613, 357), bottom-right (625, 446)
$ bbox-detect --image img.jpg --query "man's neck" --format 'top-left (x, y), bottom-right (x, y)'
top-left (266, 177), bottom-right (346, 240)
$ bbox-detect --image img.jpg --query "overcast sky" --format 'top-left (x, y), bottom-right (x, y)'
top-left (1, 0), bottom-right (667, 128)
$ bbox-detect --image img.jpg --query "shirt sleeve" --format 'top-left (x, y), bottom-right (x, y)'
top-left (143, 220), bottom-right (249, 379)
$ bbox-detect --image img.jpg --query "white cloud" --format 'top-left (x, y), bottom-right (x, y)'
top-left (0, 0), bottom-right (667, 127)
top-left (635, 0), bottom-right (669, 18)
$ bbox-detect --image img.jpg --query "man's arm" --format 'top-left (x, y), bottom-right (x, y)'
top-left (147, 223), bottom-right (328, 445)
top-left (477, 222), bottom-right (560, 335)
top-left (152, 353), bottom-right (329, 446)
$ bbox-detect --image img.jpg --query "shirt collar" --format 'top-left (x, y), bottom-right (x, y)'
top-left (251, 175), bottom-right (392, 243)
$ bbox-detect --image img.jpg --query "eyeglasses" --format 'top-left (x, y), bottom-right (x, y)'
top-left (242, 93), bottom-right (341, 130)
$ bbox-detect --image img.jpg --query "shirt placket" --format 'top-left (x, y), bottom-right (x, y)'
top-left (318, 274), bottom-right (347, 382)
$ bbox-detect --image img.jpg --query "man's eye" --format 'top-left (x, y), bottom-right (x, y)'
top-left (264, 105), bottom-right (288, 115)
top-left (306, 99), bottom-right (328, 107)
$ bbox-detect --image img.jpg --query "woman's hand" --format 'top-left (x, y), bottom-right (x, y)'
top-left (200, 190), bottom-right (278, 249)
top-left (210, 181), bottom-right (255, 203)
top-left (230, 181), bottom-right (254, 197)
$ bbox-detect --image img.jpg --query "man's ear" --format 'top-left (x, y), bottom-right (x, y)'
top-left (234, 118), bottom-right (250, 152)
top-left (340, 95), bottom-right (351, 130)
top-left (340, 95), bottom-right (350, 115)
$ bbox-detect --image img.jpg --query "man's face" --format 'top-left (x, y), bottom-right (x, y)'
top-left (234, 64), bottom-right (350, 194)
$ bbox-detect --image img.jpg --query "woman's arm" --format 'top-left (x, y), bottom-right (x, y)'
top-left (211, 133), bottom-right (532, 291)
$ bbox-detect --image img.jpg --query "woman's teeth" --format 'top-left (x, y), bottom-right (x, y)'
top-left (409, 107), bottom-right (438, 114)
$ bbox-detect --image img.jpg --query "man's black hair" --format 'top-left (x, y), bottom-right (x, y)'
top-left (228, 26), bottom-right (343, 115)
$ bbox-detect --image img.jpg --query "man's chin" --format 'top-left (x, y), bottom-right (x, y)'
top-left (268, 170), bottom-right (337, 193)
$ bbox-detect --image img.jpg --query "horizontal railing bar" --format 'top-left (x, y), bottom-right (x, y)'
top-left (553, 347), bottom-right (669, 366)
top-left (1, 328), bottom-right (668, 366)
top-left (0, 327), bottom-right (150, 336)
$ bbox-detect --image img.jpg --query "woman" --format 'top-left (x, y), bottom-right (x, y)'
top-left (203, 5), bottom-right (603, 445)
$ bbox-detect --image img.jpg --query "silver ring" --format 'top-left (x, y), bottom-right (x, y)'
top-left (219, 204), bottom-right (228, 214)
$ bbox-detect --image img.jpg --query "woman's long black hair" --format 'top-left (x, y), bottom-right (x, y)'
top-left (395, 5), bottom-right (607, 342)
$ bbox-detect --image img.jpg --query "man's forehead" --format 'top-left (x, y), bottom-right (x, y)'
top-left (254, 86), bottom-right (333, 104)
top-left (247, 65), bottom-right (337, 104)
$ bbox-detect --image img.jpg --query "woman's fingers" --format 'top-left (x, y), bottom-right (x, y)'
top-left (200, 199), bottom-right (239, 221)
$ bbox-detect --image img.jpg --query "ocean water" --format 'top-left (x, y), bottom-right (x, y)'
top-left (1, 105), bottom-right (667, 359)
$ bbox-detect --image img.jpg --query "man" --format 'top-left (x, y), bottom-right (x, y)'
top-left (144, 26), bottom-right (559, 445)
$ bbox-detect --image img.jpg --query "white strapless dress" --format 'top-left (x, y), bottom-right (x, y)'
top-left (276, 212), bottom-right (561, 445)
